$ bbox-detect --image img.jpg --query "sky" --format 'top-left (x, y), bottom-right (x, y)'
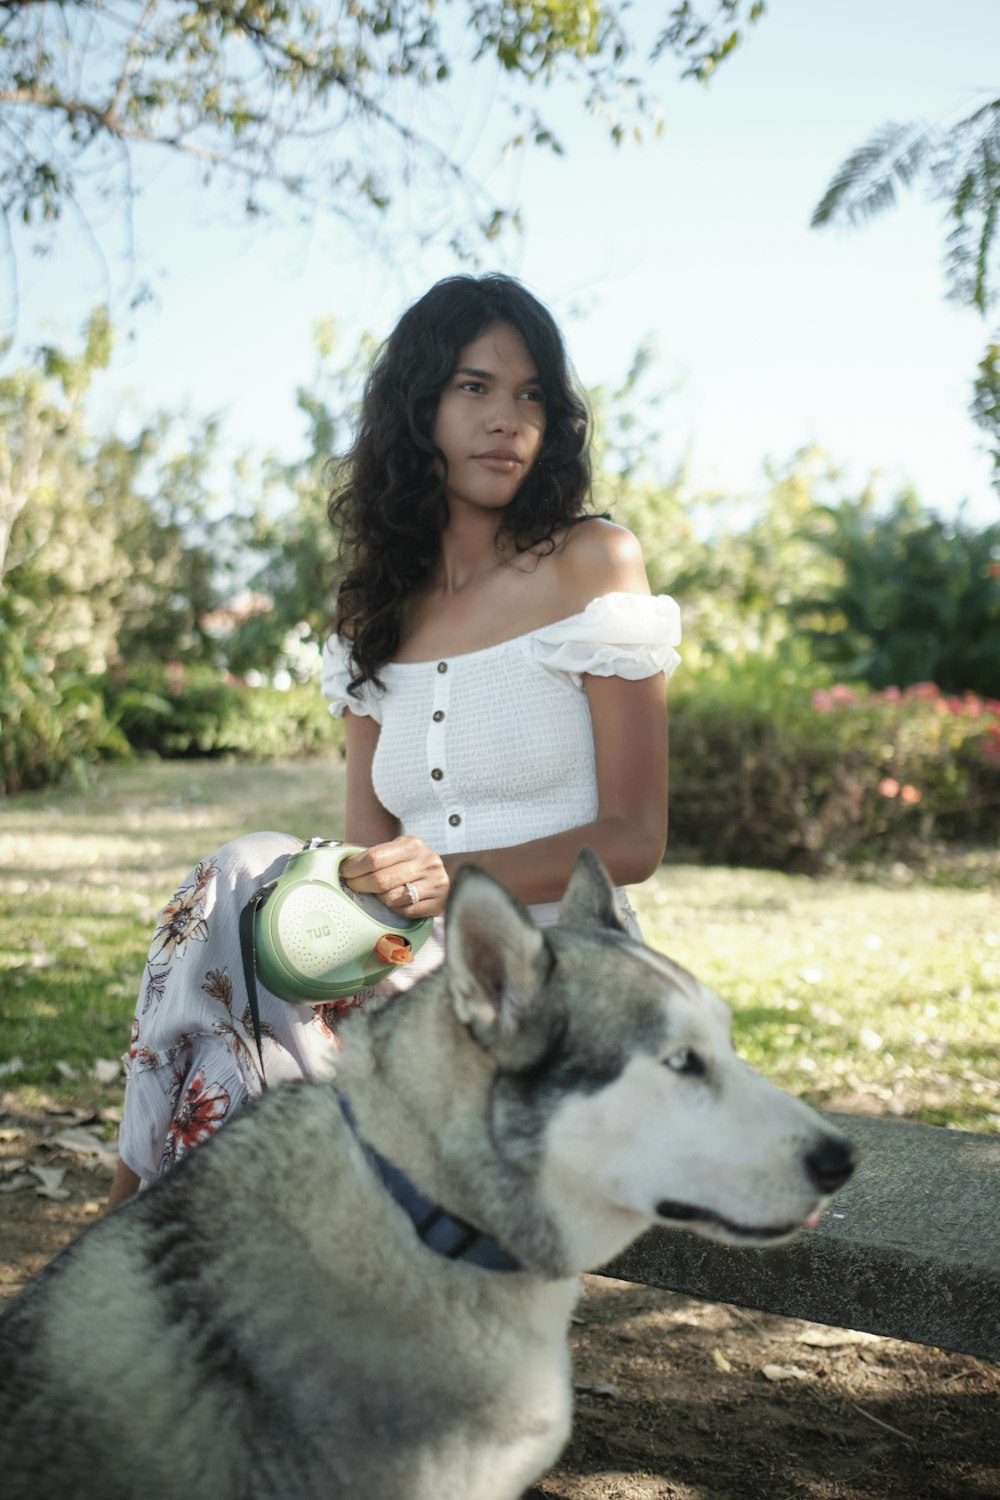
top-left (6, 0), bottom-right (1000, 526)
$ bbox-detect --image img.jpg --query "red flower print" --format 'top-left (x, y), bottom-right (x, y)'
top-left (128, 1045), bottom-right (161, 1074)
top-left (161, 1069), bottom-right (230, 1169)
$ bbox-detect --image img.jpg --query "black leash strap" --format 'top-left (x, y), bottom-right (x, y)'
top-left (239, 886), bottom-right (274, 1088)
top-left (238, 838), bottom-right (313, 1088)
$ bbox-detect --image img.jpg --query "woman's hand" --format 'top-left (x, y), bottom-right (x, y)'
top-left (339, 835), bottom-right (450, 919)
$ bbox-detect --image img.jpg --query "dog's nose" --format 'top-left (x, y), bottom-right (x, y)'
top-left (805, 1136), bottom-right (855, 1194)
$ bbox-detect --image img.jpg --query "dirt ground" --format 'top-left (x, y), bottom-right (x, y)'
top-left (2, 1091), bottom-right (998, 1500)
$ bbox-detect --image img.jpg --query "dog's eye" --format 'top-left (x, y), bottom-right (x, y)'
top-left (664, 1048), bottom-right (706, 1077)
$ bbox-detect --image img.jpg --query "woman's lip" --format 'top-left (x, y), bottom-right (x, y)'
top-left (474, 452), bottom-right (522, 471)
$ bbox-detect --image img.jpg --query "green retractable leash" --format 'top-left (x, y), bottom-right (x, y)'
top-left (238, 838), bottom-right (433, 1079)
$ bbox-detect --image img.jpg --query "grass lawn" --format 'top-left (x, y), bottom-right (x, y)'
top-left (1, 757), bottom-right (997, 1133)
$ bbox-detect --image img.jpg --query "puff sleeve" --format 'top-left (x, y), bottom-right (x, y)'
top-left (320, 635), bottom-right (383, 723)
top-left (528, 592), bottom-right (681, 689)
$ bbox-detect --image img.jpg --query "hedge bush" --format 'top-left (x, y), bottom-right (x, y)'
top-left (100, 663), bottom-right (341, 761)
top-left (0, 594), bottom-right (128, 796)
top-left (668, 663), bottom-right (1000, 871)
top-left (791, 497), bottom-right (1000, 696)
top-left (1, 659), bottom-right (343, 798)
top-left (0, 670), bottom-right (123, 796)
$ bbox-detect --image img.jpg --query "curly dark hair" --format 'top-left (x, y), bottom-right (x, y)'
top-left (328, 273), bottom-right (596, 691)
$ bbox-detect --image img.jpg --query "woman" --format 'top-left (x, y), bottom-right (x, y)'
top-left (108, 273), bottom-right (680, 1207)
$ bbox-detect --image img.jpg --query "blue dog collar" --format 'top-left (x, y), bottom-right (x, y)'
top-left (338, 1095), bottom-right (523, 1274)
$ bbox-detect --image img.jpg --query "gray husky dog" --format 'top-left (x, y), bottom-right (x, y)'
top-left (0, 850), bottom-right (853, 1500)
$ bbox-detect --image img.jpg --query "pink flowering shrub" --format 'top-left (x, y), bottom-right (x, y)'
top-left (668, 666), bottom-right (1000, 870)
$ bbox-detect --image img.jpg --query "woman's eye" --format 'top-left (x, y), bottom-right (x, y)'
top-left (664, 1049), bottom-right (706, 1077)
top-left (520, 389), bottom-right (544, 402)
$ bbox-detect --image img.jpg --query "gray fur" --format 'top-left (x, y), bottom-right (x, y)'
top-left (0, 850), bottom-right (852, 1499)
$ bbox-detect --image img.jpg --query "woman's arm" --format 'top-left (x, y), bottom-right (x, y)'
top-left (106, 1156), bottom-right (141, 1210)
top-left (342, 709), bottom-right (400, 848)
top-left (340, 710), bottom-right (451, 912)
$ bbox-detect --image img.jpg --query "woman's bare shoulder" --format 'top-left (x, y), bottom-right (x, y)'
top-left (552, 517), bottom-right (651, 603)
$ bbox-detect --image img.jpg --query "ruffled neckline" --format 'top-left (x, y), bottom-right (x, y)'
top-left (384, 591), bottom-right (671, 668)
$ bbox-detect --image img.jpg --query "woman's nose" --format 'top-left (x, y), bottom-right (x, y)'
top-left (486, 397), bottom-right (518, 433)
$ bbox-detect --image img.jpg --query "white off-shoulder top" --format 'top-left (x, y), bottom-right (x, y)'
top-left (320, 592), bottom-right (681, 859)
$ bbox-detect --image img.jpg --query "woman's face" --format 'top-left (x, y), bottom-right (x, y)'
top-left (431, 322), bottom-right (547, 514)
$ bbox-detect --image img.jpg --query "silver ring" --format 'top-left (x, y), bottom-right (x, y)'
top-left (404, 881), bottom-right (419, 907)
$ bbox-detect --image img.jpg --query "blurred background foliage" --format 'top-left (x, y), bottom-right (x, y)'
top-left (2, 311), bottom-right (998, 869)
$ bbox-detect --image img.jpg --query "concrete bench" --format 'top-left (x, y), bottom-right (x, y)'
top-left (601, 1112), bottom-right (1000, 1363)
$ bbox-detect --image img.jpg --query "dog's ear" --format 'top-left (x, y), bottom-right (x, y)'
top-left (559, 847), bottom-right (627, 933)
top-left (445, 865), bottom-right (558, 1066)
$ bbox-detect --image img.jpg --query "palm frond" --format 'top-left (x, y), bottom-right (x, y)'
top-left (811, 120), bottom-right (938, 229)
top-left (932, 95), bottom-right (1000, 157)
top-left (934, 101), bottom-right (1000, 313)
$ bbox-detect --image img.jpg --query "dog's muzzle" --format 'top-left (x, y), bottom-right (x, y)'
top-left (657, 1132), bottom-right (856, 1243)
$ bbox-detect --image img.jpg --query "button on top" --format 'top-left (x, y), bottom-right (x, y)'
top-left (448, 813), bottom-right (462, 827)
top-left (432, 710), bottom-right (445, 723)
top-left (436, 661), bottom-right (448, 674)
top-left (430, 767), bottom-right (443, 781)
